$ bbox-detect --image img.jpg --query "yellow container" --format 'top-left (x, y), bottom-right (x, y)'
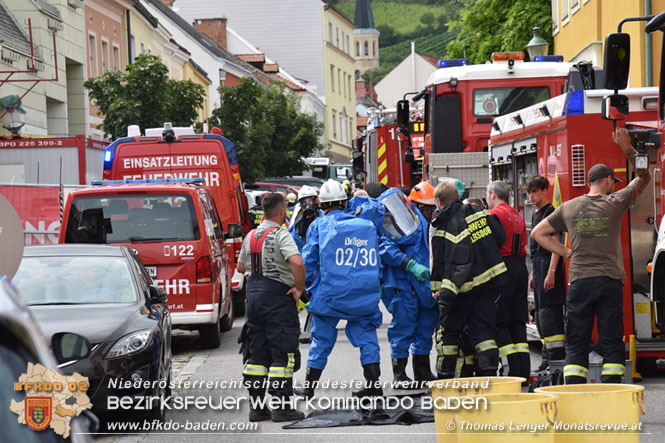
top-left (430, 377), bottom-right (526, 443)
top-left (454, 393), bottom-right (559, 443)
top-left (534, 384), bottom-right (646, 443)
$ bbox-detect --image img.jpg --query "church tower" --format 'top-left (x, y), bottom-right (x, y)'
top-left (353, 0), bottom-right (379, 73)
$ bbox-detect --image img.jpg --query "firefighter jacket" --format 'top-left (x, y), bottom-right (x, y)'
top-left (430, 200), bottom-right (507, 301)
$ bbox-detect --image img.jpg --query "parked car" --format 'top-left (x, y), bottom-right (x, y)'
top-left (261, 176), bottom-right (326, 188)
top-left (12, 244), bottom-right (172, 421)
top-left (59, 182), bottom-right (236, 348)
top-left (0, 279), bottom-right (98, 442)
top-left (245, 182), bottom-right (301, 194)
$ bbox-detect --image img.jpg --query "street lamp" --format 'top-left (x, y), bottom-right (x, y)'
top-left (526, 25), bottom-right (549, 60)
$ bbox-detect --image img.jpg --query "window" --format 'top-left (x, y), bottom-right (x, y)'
top-left (101, 40), bottom-right (109, 71)
top-left (373, 41), bottom-right (376, 57)
top-left (364, 41), bottom-right (369, 56)
top-left (332, 111), bottom-right (337, 139)
top-left (571, 0), bottom-right (579, 14)
top-left (341, 30), bottom-right (345, 49)
top-left (356, 41), bottom-right (360, 57)
top-left (341, 115), bottom-right (347, 144)
top-left (129, 33), bottom-right (135, 63)
top-left (330, 65), bottom-right (335, 91)
top-left (343, 71), bottom-right (347, 98)
top-left (329, 22), bottom-right (333, 43)
top-left (338, 69), bottom-right (341, 96)
top-left (140, 41), bottom-right (145, 53)
top-left (346, 35), bottom-right (350, 54)
top-left (551, 0), bottom-right (559, 34)
top-left (472, 86), bottom-right (550, 117)
top-left (336, 27), bottom-right (339, 47)
top-left (88, 34), bottom-right (97, 77)
top-left (561, 0), bottom-right (569, 24)
top-left (348, 75), bottom-right (352, 100)
top-left (348, 117), bottom-right (353, 142)
top-left (112, 45), bottom-right (120, 70)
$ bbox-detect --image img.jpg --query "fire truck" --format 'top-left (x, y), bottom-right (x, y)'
top-left (358, 53), bottom-right (585, 194)
top-left (488, 80), bottom-right (665, 363)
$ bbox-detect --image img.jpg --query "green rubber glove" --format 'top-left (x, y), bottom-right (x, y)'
top-left (406, 259), bottom-right (430, 281)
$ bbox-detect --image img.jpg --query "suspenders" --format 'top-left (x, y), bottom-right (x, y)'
top-left (249, 227), bottom-right (279, 276)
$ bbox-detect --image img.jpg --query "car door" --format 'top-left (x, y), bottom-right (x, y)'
top-left (198, 192), bottom-right (225, 317)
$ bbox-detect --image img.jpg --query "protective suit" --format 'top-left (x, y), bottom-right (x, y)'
top-left (377, 188), bottom-right (438, 386)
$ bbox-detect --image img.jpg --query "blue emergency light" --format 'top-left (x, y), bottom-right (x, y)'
top-left (91, 178), bottom-right (206, 186)
top-left (437, 58), bottom-right (469, 68)
top-left (104, 150), bottom-right (112, 162)
top-left (532, 55), bottom-right (564, 62)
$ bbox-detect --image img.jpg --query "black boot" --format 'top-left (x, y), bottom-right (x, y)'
top-left (536, 345), bottom-right (549, 372)
top-left (391, 358), bottom-right (415, 389)
top-left (248, 385), bottom-right (271, 422)
top-left (412, 354), bottom-right (436, 387)
top-left (270, 394), bottom-right (305, 422)
top-left (352, 363), bottom-right (383, 398)
top-left (293, 367), bottom-right (323, 399)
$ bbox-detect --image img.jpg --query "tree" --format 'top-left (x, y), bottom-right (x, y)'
top-left (420, 12), bottom-right (435, 27)
top-left (446, 0), bottom-right (552, 64)
top-left (209, 77), bottom-right (323, 184)
top-left (84, 54), bottom-right (205, 139)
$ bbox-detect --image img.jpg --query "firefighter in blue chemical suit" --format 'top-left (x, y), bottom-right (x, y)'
top-left (376, 187), bottom-right (437, 388)
top-left (294, 179), bottom-right (383, 399)
top-left (288, 185), bottom-right (323, 343)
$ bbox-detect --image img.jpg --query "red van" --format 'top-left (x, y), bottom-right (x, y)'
top-left (59, 180), bottom-right (238, 349)
top-left (102, 124), bottom-right (248, 314)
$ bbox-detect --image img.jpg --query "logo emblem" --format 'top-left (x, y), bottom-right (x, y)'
top-left (25, 397), bottom-right (52, 431)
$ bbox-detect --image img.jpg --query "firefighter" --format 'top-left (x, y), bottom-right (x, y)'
top-left (526, 176), bottom-right (566, 370)
top-left (431, 181), bottom-right (507, 379)
top-left (377, 187), bottom-right (437, 388)
top-left (248, 192), bottom-right (267, 229)
top-left (295, 179), bottom-right (383, 399)
top-left (486, 180), bottom-right (530, 380)
top-left (236, 192), bottom-right (305, 422)
top-left (409, 181), bottom-right (437, 223)
top-left (531, 128), bottom-right (651, 384)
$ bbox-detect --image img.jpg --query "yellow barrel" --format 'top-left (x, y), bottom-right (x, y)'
top-left (430, 377), bottom-right (526, 443)
top-left (454, 393), bottom-right (559, 442)
top-left (534, 384), bottom-right (646, 443)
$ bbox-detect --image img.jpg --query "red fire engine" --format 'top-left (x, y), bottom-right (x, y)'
top-left (489, 84), bottom-right (665, 363)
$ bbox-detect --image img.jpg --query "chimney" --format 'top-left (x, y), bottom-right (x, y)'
top-left (194, 18), bottom-right (227, 51)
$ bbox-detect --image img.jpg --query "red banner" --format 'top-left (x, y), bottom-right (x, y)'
top-left (0, 185), bottom-right (62, 245)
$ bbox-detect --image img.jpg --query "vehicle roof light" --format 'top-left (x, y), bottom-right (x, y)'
top-left (91, 178), bottom-right (205, 186)
top-left (127, 125), bottom-right (141, 137)
top-left (491, 52), bottom-right (525, 62)
top-left (437, 58), bottom-right (469, 68)
top-left (533, 55), bottom-right (564, 62)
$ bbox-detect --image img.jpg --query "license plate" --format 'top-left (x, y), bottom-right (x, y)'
top-left (145, 266), bottom-right (157, 278)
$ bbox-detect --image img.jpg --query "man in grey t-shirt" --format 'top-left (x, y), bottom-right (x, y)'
top-left (531, 128), bottom-right (651, 384)
top-left (236, 192), bottom-right (305, 422)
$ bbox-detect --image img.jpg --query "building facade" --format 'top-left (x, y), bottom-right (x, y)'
top-left (374, 52), bottom-right (438, 108)
top-left (1, 0), bottom-right (87, 137)
top-left (552, 0), bottom-right (665, 87)
top-left (174, 0), bottom-right (356, 161)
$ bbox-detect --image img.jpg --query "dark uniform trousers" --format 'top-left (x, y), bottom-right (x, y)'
top-left (564, 276), bottom-right (625, 384)
top-left (495, 256), bottom-right (530, 378)
top-left (242, 275), bottom-right (300, 397)
top-left (436, 284), bottom-right (499, 378)
top-left (532, 254), bottom-right (566, 361)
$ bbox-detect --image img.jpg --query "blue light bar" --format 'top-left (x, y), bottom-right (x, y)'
top-left (104, 150), bottom-right (112, 162)
top-left (563, 91), bottom-right (584, 116)
top-left (91, 178), bottom-right (206, 186)
top-left (533, 55), bottom-right (564, 62)
top-left (438, 58), bottom-right (469, 68)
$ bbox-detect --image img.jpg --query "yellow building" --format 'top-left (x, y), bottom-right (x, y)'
top-left (552, 0), bottom-right (665, 87)
top-left (183, 59), bottom-right (212, 125)
top-left (323, 4), bottom-right (357, 162)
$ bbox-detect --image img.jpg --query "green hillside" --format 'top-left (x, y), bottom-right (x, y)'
top-left (332, 0), bottom-right (462, 83)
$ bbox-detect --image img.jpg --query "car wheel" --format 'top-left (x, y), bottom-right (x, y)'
top-left (220, 295), bottom-right (234, 332)
top-left (233, 286), bottom-right (246, 317)
top-left (199, 319), bottom-right (221, 349)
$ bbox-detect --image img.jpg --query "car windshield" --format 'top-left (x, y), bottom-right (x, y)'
top-left (64, 194), bottom-right (200, 243)
top-left (13, 256), bottom-right (139, 305)
top-left (473, 86), bottom-right (550, 117)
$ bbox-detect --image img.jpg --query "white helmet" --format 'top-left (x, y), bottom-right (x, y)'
top-left (298, 185), bottom-right (318, 201)
top-left (319, 179), bottom-right (347, 203)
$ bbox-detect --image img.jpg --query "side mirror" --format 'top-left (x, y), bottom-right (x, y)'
top-left (397, 100), bottom-right (410, 129)
top-left (225, 223), bottom-right (243, 239)
top-left (601, 94), bottom-right (629, 121)
top-left (51, 332), bottom-right (91, 364)
top-left (149, 285), bottom-right (167, 305)
top-left (646, 11), bottom-right (665, 33)
top-left (603, 33), bottom-right (630, 91)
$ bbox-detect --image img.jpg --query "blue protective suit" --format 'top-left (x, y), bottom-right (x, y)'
top-left (302, 209), bottom-right (382, 369)
top-left (377, 188), bottom-right (438, 359)
top-left (288, 209), bottom-right (324, 253)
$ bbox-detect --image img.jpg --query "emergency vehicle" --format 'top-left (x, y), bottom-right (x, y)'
top-left (489, 85), bottom-right (665, 363)
top-left (59, 179), bottom-right (236, 349)
top-left (101, 124), bottom-right (249, 314)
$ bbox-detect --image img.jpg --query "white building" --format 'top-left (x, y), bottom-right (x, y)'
top-left (374, 51), bottom-right (438, 108)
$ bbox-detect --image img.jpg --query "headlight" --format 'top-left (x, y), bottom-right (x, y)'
top-left (104, 330), bottom-right (153, 359)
